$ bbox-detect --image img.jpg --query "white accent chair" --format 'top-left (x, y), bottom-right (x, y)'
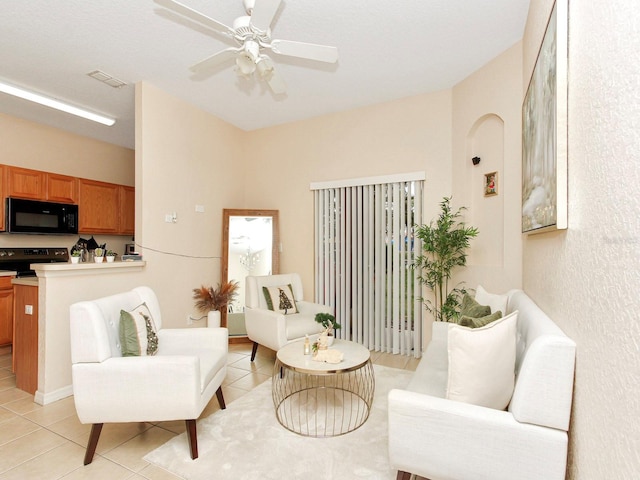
top-left (245, 273), bottom-right (331, 361)
top-left (69, 286), bottom-right (228, 465)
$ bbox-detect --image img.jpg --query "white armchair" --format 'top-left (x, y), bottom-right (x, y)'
top-left (245, 273), bottom-right (331, 360)
top-left (70, 286), bottom-right (228, 465)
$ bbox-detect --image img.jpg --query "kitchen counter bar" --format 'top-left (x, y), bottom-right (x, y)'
top-left (33, 260), bottom-right (146, 277)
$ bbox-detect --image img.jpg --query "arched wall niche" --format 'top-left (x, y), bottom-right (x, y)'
top-left (466, 113), bottom-right (505, 267)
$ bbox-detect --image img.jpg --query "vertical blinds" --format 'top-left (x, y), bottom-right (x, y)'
top-left (313, 177), bottom-right (424, 358)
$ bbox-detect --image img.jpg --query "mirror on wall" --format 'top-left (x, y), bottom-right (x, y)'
top-left (222, 209), bottom-right (279, 340)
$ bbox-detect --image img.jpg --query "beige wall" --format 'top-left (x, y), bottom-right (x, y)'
top-left (452, 42), bottom-right (523, 292)
top-left (242, 90), bottom-right (453, 292)
top-left (0, 113), bottom-right (135, 254)
top-left (523, 0), bottom-right (640, 478)
top-left (135, 82), bottom-right (245, 323)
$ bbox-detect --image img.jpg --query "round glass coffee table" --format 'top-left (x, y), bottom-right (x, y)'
top-left (272, 339), bottom-right (375, 437)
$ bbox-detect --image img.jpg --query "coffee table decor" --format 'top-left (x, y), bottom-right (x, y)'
top-left (272, 339), bottom-right (375, 437)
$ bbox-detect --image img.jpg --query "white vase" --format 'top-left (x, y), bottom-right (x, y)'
top-left (106, 256), bottom-right (115, 263)
top-left (70, 256), bottom-right (80, 264)
top-left (207, 310), bottom-right (221, 328)
top-left (327, 335), bottom-right (335, 346)
top-left (94, 256), bottom-right (104, 263)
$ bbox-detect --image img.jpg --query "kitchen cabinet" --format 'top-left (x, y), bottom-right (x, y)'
top-left (119, 186), bottom-right (135, 235)
top-left (46, 173), bottom-right (77, 203)
top-left (0, 277), bottom-right (14, 346)
top-left (0, 164), bottom-right (4, 232)
top-left (13, 284), bottom-right (38, 394)
top-left (6, 166), bottom-right (45, 200)
top-left (78, 179), bottom-right (120, 234)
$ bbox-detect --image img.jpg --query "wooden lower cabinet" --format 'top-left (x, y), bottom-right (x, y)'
top-left (0, 277), bottom-right (14, 347)
top-left (13, 284), bottom-right (38, 395)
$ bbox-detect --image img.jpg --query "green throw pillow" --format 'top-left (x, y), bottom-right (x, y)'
top-left (262, 284), bottom-right (298, 314)
top-left (119, 303), bottom-right (159, 356)
top-left (460, 293), bottom-right (491, 318)
top-left (459, 310), bottom-right (503, 328)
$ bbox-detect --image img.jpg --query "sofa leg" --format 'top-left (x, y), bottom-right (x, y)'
top-left (396, 471), bottom-right (412, 480)
top-left (84, 423), bottom-right (103, 465)
top-left (250, 342), bottom-right (259, 361)
top-left (185, 419), bottom-right (198, 460)
top-left (215, 386), bottom-right (226, 410)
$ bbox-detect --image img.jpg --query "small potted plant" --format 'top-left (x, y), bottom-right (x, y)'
top-left (93, 247), bottom-right (104, 263)
top-left (105, 250), bottom-right (117, 263)
top-left (315, 312), bottom-right (340, 346)
top-left (192, 281), bottom-right (239, 327)
top-left (70, 250), bottom-right (81, 264)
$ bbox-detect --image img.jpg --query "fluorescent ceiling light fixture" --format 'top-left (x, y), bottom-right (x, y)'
top-left (0, 81), bottom-right (115, 126)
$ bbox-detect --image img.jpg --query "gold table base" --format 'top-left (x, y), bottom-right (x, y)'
top-left (272, 357), bottom-right (375, 437)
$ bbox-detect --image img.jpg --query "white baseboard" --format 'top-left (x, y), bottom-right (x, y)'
top-left (34, 385), bottom-right (73, 406)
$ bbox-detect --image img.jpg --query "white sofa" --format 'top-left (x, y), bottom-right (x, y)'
top-left (388, 289), bottom-right (576, 480)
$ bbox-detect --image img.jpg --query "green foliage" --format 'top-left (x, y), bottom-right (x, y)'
top-left (314, 312), bottom-right (341, 331)
top-left (414, 197), bottom-right (478, 322)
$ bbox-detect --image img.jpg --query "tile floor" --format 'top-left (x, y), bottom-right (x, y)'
top-left (0, 342), bottom-right (420, 480)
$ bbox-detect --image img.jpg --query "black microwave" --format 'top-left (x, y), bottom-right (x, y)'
top-left (5, 197), bottom-right (79, 234)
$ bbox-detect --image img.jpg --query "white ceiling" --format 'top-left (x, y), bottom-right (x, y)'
top-left (0, 0), bottom-right (529, 150)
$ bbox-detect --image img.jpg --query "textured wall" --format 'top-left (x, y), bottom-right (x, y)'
top-left (522, 1), bottom-right (640, 478)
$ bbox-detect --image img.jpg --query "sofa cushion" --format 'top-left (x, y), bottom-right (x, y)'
top-left (263, 284), bottom-right (298, 314)
top-left (459, 310), bottom-right (503, 328)
top-left (460, 293), bottom-right (492, 318)
top-left (446, 310), bottom-right (518, 409)
top-left (119, 303), bottom-right (159, 357)
top-left (475, 285), bottom-right (509, 314)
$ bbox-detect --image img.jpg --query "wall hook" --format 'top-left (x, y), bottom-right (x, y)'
top-left (472, 156), bottom-right (481, 166)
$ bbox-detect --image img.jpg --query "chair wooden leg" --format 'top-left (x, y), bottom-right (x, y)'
top-left (185, 419), bottom-right (198, 460)
top-left (250, 342), bottom-right (259, 361)
top-left (396, 471), bottom-right (412, 480)
top-left (84, 423), bottom-right (103, 465)
top-left (215, 386), bottom-right (226, 410)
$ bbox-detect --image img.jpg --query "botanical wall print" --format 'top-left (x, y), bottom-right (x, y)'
top-left (522, 0), bottom-right (568, 233)
top-left (484, 172), bottom-right (498, 197)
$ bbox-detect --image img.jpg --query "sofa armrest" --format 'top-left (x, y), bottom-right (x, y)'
top-left (157, 327), bottom-right (228, 353)
top-left (296, 301), bottom-right (332, 316)
top-left (245, 307), bottom-right (288, 351)
top-left (388, 389), bottom-right (569, 480)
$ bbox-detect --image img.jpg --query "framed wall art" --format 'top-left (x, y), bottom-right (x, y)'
top-left (521, 0), bottom-right (568, 233)
top-left (484, 171), bottom-right (498, 197)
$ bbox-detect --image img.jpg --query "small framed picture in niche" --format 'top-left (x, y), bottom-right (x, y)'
top-left (484, 171), bottom-right (498, 197)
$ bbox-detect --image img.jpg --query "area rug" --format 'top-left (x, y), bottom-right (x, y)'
top-left (144, 364), bottom-right (413, 479)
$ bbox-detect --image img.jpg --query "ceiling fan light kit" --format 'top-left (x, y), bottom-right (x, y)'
top-left (155, 0), bottom-right (338, 94)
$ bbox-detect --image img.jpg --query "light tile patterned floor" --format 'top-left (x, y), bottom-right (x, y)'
top-left (0, 342), bottom-right (420, 479)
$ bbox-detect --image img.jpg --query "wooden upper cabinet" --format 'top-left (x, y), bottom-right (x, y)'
top-left (0, 165), bottom-right (5, 232)
top-left (6, 166), bottom-right (45, 200)
top-left (119, 186), bottom-right (135, 235)
top-left (46, 173), bottom-right (77, 203)
top-left (78, 179), bottom-right (120, 234)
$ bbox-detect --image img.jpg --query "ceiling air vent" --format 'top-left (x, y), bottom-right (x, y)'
top-left (87, 70), bottom-right (127, 89)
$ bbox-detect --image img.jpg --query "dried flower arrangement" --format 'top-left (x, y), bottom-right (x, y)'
top-left (192, 281), bottom-right (240, 313)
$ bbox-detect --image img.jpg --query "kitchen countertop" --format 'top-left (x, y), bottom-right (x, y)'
top-left (12, 277), bottom-right (39, 286)
top-left (0, 270), bottom-right (17, 277)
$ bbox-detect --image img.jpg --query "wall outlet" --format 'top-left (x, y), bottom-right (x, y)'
top-left (25, 305), bottom-right (33, 315)
top-left (195, 205), bottom-right (205, 213)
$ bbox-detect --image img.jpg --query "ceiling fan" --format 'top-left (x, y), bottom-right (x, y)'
top-left (154, 0), bottom-right (339, 94)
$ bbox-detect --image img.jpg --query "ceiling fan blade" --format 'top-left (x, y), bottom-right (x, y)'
top-left (189, 48), bottom-right (239, 73)
top-left (266, 69), bottom-right (286, 95)
top-left (249, 0), bottom-right (282, 33)
top-left (154, 0), bottom-right (233, 35)
top-left (270, 39), bottom-right (338, 63)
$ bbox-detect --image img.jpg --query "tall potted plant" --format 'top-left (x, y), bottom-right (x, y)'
top-left (414, 197), bottom-right (478, 322)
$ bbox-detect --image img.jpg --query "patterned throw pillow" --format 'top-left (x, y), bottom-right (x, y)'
top-left (459, 310), bottom-right (503, 328)
top-left (119, 303), bottom-right (159, 356)
top-left (262, 284), bottom-right (298, 314)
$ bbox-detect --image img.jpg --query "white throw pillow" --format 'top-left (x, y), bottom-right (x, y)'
top-left (475, 285), bottom-right (509, 315)
top-left (262, 284), bottom-right (299, 314)
top-left (446, 310), bottom-right (518, 410)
